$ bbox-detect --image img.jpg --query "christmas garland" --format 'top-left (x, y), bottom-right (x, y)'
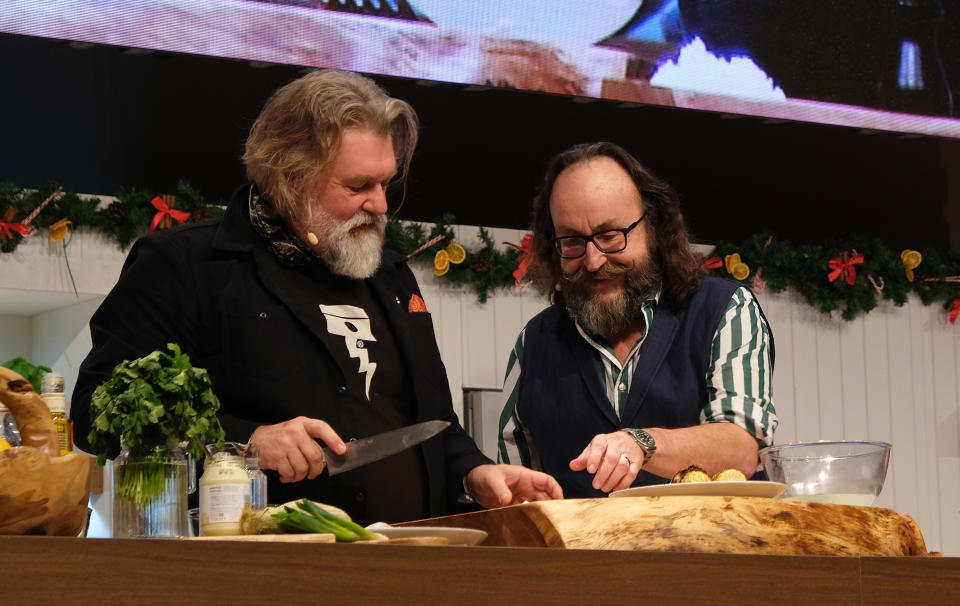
top-left (2, 181), bottom-right (958, 322)
top-left (706, 234), bottom-right (960, 323)
top-left (384, 214), bottom-right (524, 303)
top-left (0, 180), bottom-right (224, 254)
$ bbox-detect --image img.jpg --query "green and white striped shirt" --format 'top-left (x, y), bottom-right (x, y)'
top-left (498, 287), bottom-right (777, 468)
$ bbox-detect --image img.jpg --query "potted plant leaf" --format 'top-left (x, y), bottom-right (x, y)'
top-left (88, 343), bottom-right (225, 538)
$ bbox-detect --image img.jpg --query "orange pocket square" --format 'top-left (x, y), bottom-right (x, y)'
top-left (408, 294), bottom-right (427, 313)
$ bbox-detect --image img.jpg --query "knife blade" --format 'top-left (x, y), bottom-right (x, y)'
top-left (321, 420), bottom-right (450, 476)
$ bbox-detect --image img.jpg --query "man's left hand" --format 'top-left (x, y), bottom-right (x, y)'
top-left (569, 431), bottom-right (645, 493)
top-left (465, 464), bottom-right (563, 508)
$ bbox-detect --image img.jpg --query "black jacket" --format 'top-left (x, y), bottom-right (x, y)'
top-left (73, 184), bottom-right (491, 523)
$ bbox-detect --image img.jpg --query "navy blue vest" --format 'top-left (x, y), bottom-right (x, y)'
top-left (516, 277), bottom-right (767, 497)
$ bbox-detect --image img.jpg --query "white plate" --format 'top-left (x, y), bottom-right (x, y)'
top-left (609, 480), bottom-right (787, 499)
top-left (365, 523), bottom-right (488, 546)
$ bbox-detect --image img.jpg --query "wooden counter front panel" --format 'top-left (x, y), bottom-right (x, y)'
top-left (6, 536), bottom-right (952, 606)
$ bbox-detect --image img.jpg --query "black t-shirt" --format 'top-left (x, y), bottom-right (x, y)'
top-left (288, 263), bottom-right (428, 524)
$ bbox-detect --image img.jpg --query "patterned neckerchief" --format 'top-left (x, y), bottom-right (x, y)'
top-left (247, 184), bottom-right (320, 267)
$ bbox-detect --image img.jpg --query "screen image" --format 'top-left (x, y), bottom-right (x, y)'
top-left (3, 0), bottom-right (959, 139)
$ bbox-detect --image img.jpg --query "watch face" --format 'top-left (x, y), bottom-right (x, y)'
top-left (637, 431), bottom-right (655, 450)
top-left (624, 429), bottom-right (655, 461)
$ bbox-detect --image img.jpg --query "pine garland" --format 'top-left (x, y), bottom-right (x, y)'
top-left (2, 181), bottom-right (958, 322)
top-left (707, 233), bottom-right (960, 321)
top-left (0, 180), bottom-right (224, 253)
top-left (383, 213), bottom-right (522, 303)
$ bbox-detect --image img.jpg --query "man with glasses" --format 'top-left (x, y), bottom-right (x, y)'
top-left (497, 142), bottom-right (777, 496)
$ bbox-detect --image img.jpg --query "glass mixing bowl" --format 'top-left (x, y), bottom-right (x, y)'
top-left (758, 441), bottom-right (891, 506)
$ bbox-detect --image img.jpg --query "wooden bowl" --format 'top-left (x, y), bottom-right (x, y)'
top-left (0, 447), bottom-right (91, 536)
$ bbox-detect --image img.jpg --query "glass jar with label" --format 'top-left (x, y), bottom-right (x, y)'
top-left (199, 443), bottom-right (251, 536)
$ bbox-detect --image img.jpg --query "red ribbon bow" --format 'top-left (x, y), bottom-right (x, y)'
top-left (828, 252), bottom-right (864, 285)
top-left (701, 256), bottom-right (723, 272)
top-left (504, 234), bottom-right (533, 285)
top-left (149, 196), bottom-right (191, 233)
top-left (0, 221), bottom-right (31, 240)
top-left (949, 299), bottom-right (960, 325)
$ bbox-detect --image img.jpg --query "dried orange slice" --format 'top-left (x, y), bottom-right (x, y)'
top-left (724, 253), bottom-right (742, 274)
top-left (731, 262), bottom-right (750, 281)
top-left (434, 249), bottom-right (450, 276)
top-left (49, 218), bottom-right (71, 242)
top-left (901, 249), bottom-right (922, 282)
top-left (901, 249), bottom-right (922, 269)
top-left (446, 242), bottom-right (466, 264)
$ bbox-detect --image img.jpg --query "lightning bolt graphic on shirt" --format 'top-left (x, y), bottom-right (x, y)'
top-left (319, 304), bottom-right (377, 399)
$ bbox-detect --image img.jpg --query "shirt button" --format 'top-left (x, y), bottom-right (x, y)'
top-left (258, 311), bottom-right (268, 319)
top-left (356, 340), bottom-right (365, 349)
top-left (355, 490), bottom-right (366, 503)
top-left (337, 385), bottom-right (347, 394)
top-left (618, 383), bottom-right (626, 392)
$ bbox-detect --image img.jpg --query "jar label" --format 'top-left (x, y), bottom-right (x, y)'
top-left (199, 483), bottom-right (250, 525)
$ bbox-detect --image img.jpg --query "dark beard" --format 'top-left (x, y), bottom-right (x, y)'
top-left (562, 259), bottom-right (662, 339)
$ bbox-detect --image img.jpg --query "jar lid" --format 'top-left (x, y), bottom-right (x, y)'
top-left (209, 450), bottom-right (244, 463)
top-left (41, 372), bottom-right (64, 394)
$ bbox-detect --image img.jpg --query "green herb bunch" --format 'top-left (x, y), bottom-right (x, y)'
top-left (89, 343), bottom-right (225, 504)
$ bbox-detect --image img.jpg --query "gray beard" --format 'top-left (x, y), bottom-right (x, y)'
top-left (318, 212), bottom-right (386, 279)
top-left (562, 260), bottom-right (662, 339)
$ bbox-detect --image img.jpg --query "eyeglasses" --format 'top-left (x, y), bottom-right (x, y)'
top-left (551, 215), bottom-right (646, 259)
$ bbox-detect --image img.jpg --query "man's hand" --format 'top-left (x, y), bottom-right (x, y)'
top-left (465, 464), bottom-right (563, 508)
top-left (569, 431), bottom-right (645, 493)
top-left (249, 416), bottom-right (346, 483)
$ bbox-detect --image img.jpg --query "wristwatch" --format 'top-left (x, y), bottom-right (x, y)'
top-left (621, 428), bottom-right (656, 465)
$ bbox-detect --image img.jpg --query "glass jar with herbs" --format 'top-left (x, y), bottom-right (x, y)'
top-left (87, 343), bottom-right (225, 538)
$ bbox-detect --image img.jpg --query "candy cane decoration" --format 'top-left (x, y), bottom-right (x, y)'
top-left (406, 234), bottom-right (446, 259)
top-left (21, 186), bottom-right (63, 236)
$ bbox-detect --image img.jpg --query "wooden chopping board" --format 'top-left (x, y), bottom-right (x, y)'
top-left (185, 534), bottom-right (447, 545)
top-left (397, 496), bottom-right (932, 556)
top-left (187, 534), bottom-right (336, 543)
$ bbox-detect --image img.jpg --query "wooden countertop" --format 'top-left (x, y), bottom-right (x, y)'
top-left (2, 536), bottom-right (958, 605)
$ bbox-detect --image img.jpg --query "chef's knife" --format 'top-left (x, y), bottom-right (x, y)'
top-left (321, 420), bottom-right (450, 476)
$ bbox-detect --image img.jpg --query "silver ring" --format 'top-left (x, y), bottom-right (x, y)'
top-left (620, 453), bottom-right (631, 465)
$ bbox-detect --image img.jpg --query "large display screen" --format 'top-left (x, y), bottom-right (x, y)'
top-left (2, 0), bottom-right (959, 138)
top-left (3, 0), bottom-right (960, 138)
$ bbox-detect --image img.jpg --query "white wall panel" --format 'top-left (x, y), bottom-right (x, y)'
top-left (815, 321), bottom-right (844, 439)
top-left (887, 301), bottom-right (920, 528)
top-left (790, 304), bottom-right (823, 444)
top-left (908, 300), bottom-right (939, 554)
top-left (756, 291), bottom-right (797, 445)
top-left (838, 316), bottom-right (868, 442)
top-left (32, 297), bottom-right (103, 416)
top-left (931, 305), bottom-right (960, 557)
top-left (0, 315), bottom-right (32, 363)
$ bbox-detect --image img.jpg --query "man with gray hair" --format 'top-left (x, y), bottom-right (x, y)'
top-left (73, 70), bottom-right (561, 525)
